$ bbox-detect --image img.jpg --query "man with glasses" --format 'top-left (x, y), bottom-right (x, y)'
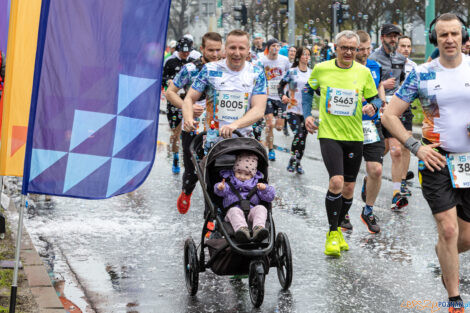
top-left (302, 30), bottom-right (381, 256)
top-left (338, 30), bottom-right (384, 234)
top-left (369, 24), bottom-right (410, 212)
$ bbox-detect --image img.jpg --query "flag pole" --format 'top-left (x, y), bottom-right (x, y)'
top-left (9, 194), bottom-right (26, 313)
top-left (0, 176), bottom-right (6, 239)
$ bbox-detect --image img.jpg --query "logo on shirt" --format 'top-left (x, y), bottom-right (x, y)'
top-left (433, 84), bottom-right (442, 90)
top-left (465, 82), bottom-right (470, 87)
top-left (209, 70), bottom-right (223, 77)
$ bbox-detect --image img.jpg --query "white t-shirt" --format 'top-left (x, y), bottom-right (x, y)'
top-left (396, 57), bottom-right (470, 152)
top-left (280, 67), bottom-right (312, 115)
top-left (259, 54), bottom-right (291, 101)
top-left (191, 59), bottom-right (267, 136)
top-left (404, 58), bottom-right (418, 78)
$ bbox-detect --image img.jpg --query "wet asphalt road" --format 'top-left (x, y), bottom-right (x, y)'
top-left (21, 115), bottom-right (470, 313)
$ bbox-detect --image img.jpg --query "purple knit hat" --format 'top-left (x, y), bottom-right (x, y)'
top-left (233, 153), bottom-right (258, 177)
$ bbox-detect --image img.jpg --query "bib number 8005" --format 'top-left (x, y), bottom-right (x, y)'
top-left (219, 99), bottom-right (244, 109)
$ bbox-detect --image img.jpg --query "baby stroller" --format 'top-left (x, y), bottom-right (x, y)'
top-left (183, 130), bottom-right (293, 308)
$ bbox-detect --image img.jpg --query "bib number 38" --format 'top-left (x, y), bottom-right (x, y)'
top-left (447, 152), bottom-right (470, 188)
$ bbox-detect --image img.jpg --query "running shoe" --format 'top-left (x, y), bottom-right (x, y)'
top-left (177, 192), bottom-right (192, 214)
top-left (287, 158), bottom-right (296, 172)
top-left (295, 163), bottom-right (304, 174)
top-left (340, 214), bottom-right (353, 231)
top-left (268, 149), bottom-right (276, 161)
top-left (391, 192), bottom-right (408, 211)
top-left (400, 183), bottom-right (412, 197)
top-left (205, 221), bottom-right (215, 238)
top-left (336, 227), bottom-right (349, 251)
top-left (172, 153), bottom-right (180, 174)
top-left (324, 231), bottom-right (341, 256)
top-left (448, 306), bottom-right (464, 313)
top-left (361, 176), bottom-right (367, 202)
top-left (360, 210), bottom-right (381, 233)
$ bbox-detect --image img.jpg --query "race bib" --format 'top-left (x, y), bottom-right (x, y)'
top-left (362, 120), bottom-right (380, 144)
top-left (215, 91), bottom-right (248, 122)
top-left (446, 152), bottom-right (470, 188)
top-left (326, 87), bottom-right (358, 116)
top-left (268, 78), bottom-right (281, 97)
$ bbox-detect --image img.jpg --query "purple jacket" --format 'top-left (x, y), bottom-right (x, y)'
top-left (214, 170), bottom-right (275, 209)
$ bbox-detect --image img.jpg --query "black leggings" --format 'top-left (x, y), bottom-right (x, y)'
top-left (287, 113), bottom-right (308, 160)
top-left (181, 131), bottom-right (198, 194)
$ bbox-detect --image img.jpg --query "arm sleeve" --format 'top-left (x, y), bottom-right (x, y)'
top-left (258, 185), bottom-right (275, 202)
top-left (395, 68), bottom-right (420, 104)
top-left (364, 95), bottom-right (383, 111)
top-left (191, 65), bottom-right (209, 93)
top-left (302, 83), bottom-right (315, 118)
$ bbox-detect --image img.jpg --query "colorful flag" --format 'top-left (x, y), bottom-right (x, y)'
top-left (0, 0), bottom-right (42, 176)
top-left (0, 0), bottom-right (11, 52)
top-left (22, 0), bottom-right (171, 199)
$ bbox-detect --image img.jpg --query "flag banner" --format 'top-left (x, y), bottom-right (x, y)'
top-left (0, 0), bottom-right (11, 52)
top-left (0, 0), bottom-right (42, 176)
top-left (22, 0), bottom-right (171, 199)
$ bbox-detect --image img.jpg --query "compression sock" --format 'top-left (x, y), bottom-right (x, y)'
top-left (338, 197), bottom-right (353, 224)
top-left (449, 295), bottom-right (463, 308)
top-left (325, 191), bottom-right (342, 232)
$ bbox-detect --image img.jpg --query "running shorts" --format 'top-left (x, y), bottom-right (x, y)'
top-left (319, 138), bottom-right (363, 182)
top-left (363, 122), bottom-right (385, 164)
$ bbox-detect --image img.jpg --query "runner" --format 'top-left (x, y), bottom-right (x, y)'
top-left (259, 38), bottom-right (291, 161)
top-left (182, 28), bottom-right (267, 141)
top-left (369, 23), bottom-right (410, 211)
top-left (396, 35), bottom-right (418, 197)
top-left (382, 13), bottom-right (470, 313)
top-left (165, 32), bottom-right (223, 214)
top-left (340, 30), bottom-right (383, 233)
top-left (302, 30), bottom-right (381, 256)
top-left (278, 46), bottom-right (312, 174)
top-left (162, 37), bottom-right (195, 174)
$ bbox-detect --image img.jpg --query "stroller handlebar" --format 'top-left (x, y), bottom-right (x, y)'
top-left (189, 129), bottom-right (244, 156)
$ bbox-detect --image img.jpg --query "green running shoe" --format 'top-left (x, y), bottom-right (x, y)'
top-left (336, 227), bottom-right (349, 251)
top-left (324, 231), bottom-right (341, 256)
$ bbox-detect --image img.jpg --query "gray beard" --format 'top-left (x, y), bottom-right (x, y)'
top-left (384, 41), bottom-right (396, 53)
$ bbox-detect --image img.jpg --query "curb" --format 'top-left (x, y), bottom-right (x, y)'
top-left (2, 194), bottom-right (65, 313)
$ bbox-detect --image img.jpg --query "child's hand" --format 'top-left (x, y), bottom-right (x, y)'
top-left (217, 179), bottom-right (226, 191)
top-left (257, 183), bottom-right (266, 191)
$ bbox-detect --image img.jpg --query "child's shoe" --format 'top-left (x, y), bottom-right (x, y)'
top-left (235, 227), bottom-right (250, 243)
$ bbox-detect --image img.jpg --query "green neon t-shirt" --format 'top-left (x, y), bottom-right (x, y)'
top-left (308, 59), bottom-right (378, 141)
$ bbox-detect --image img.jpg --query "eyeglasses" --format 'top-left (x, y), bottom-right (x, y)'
top-left (338, 46), bottom-right (358, 52)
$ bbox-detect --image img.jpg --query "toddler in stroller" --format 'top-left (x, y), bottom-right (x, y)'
top-left (214, 152), bottom-right (275, 243)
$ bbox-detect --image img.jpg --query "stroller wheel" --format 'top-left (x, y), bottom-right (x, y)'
top-left (184, 238), bottom-right (199, 296)
top-left (275, 232), bottom-right (293, 290)
top-left (248, 260), bottom-right (265, 308)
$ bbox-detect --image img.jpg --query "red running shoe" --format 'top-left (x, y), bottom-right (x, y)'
top-left (177, 192), bottom-right (192, 214)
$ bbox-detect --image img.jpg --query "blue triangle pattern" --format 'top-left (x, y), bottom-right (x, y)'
top-left (63, 153), bottom-right (110, 193)
top-left (106, 158), bottom-right (150, 197)
top-left (69, 110), bottom-right (116, 151)
top-left (117, 74), bottom-right (157, 114)
top-left (112, 116), bottom-right (153, 156)
top-left (29, 149), bottom-right (67, 182)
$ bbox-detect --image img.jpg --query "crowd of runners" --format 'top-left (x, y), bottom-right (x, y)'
top-left (160, 13), bottom-right (470, 312)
